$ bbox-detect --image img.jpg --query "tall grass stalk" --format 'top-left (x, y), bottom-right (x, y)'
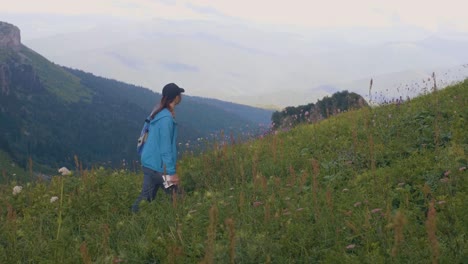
top-left (426, 199), bottom-right (439, 264)
top-left (391, 210), bottom-right (407, 257)
top-left (225, 218), bottom-right (236, 264)
top-left (202, 205), bottom-right (218, 264)
top-left (55, 176), bottom-right (64, 240)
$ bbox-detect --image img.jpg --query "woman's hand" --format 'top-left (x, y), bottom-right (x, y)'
top-left (168, 174), bottom-right (180, 185)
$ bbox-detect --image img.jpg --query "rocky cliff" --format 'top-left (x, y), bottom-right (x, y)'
top-left (0, 21), bottom-right (21, 49)
top-left (0, 22), bottom-right (43, 96)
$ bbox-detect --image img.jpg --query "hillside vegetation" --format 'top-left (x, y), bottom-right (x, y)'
top-left (0, 42), bottom-right (272, 176)
top-left (0, 80), bottom-right (467, 263)
top-left (271, 90), bottom-right (367, 130)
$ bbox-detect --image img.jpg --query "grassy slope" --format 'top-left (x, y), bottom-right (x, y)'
top-left (0, 80), bottom-right (466, 263)
top-left (0, 151), bottom-right (27, 183)
top-left (19, 45), bottom-right (92, 103)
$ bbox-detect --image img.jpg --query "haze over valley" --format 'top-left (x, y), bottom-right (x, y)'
top-left (3, 6), bottom-right (468, 108)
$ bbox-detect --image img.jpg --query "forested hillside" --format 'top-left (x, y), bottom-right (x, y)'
top-left (0, 22), bottom-right (272, 179)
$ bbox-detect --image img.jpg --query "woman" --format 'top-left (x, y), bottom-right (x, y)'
top-left (132, 83), bottom-right (185, 212)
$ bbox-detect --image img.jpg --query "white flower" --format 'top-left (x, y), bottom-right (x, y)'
top-left (13, 185), bottom-right (22, 195)
top-left (50, 196), bottom-right (59, 203)
top-left (58, 167), bottom-right (71, 175)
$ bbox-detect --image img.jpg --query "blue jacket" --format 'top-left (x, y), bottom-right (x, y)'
top-left (141, 108), bottom-right (178, 175)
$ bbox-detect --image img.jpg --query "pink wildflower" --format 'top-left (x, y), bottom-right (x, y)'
top-left (371, 208), bottom-right (382, 214)
top-left (252, 201), bottom-right (263, 207)
top-left (113, 258), bottom-right (125, 263)
top-left (346, 244), bottom-right (356, 250)
top-left (353, 202), bottom-right (362, 207)
top-left (440, 177), bottom-right (449, 183)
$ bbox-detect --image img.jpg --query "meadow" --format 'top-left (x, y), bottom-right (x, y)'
top-left (1, 80), bottom-right (467, 263)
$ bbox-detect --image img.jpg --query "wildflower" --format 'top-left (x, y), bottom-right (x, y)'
top-left (437, 200), bottom-right (446, 205)
top-left (371, 208), bottom-right (382, 214)
top-left (353, 202), bottom-right (362, 207)
top-left (296, 208), bottom-right (304, 211)
top-left (50, 196), bottom-right (59, 203)
top-left (459, 166), bottom-right (466, 172)
top-left (346, 244), bottom-right (356, 250)
top-left (58, 167), bottom-right (71, 175)
top-left (397, 182), bottom-right (405, 187)
top-left (443, 170), bottom-right (451, 177)
top-left (113, 257), bottom-right (125, 263)
top-left (12, 185), bottom-right (22, 195)
top-left (440, 177), bottom-right (449, 183)
top-left (252, 201), bottom-right (263, 207)
top-left (342, 188), bottom-right (349, 192)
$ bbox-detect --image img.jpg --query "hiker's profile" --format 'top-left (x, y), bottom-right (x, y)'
top-left (132, 83), bottom-right (185, 212)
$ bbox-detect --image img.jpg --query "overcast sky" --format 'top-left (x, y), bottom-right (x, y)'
top-left (2, 0), bottom-right (468, 33)
top-left (2, 0), bottom-right (468, 107)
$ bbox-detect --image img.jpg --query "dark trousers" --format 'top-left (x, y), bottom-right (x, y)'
top-left (131, 166), bottom-right (178, 212)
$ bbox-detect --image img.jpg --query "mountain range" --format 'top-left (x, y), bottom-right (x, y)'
top-left (13, 15), bottom-right (468, 107)
top-left (0, 21), bottom-right (272, 174)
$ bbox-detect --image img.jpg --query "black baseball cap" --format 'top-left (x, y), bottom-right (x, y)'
top-left (162, 83), bottom-right (185, 100)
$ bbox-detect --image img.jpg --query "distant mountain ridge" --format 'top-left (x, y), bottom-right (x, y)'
top-left (0, 21), bottom-right (272, 174)
top-left (20, 17), bottom-right (468, 107)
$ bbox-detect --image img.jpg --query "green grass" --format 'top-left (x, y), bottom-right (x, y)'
top-left (0, 150), bottom-right (28, 183)
top-left (0, 80), bottom-right (467, 263)
top-left (18, 45), bottom-right (93, 103)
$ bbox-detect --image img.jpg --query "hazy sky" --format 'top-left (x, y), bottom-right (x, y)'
top-left (2, 0), bottom-right (468, 33)
top-left (2, 0), bottom-right (468, 107)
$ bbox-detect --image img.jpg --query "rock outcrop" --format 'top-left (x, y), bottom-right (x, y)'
top-left (0, 21), bottom-right (21, 49)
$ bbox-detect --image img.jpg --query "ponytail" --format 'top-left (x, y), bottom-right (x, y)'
top-left (150, 96), bottom-right (175, 119)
